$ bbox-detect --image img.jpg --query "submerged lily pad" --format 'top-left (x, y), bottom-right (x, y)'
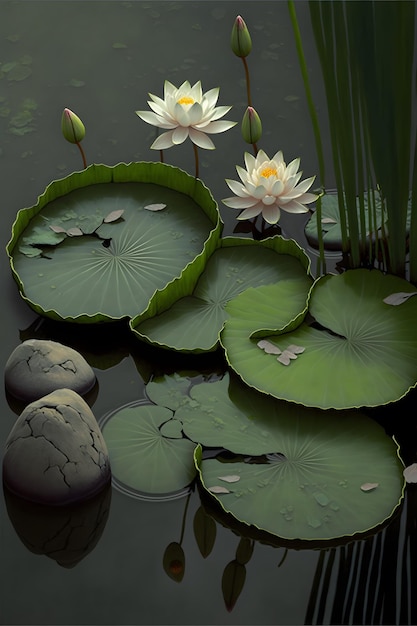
top-left (7, 162), bottom-right (221, 322)
top-left (131, 236), bottom-right (311, 353)
top-left (305, 191), bottom-right (385, 250)
top-left (222, 269), bottom-right (417, 409)
top-left (101, 402), bottom-right (197, 495)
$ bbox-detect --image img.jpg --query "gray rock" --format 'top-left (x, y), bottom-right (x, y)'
top-left (3, 388), bottom-right (111, 505)
top-left (4, 339), bottom-right (96, 402)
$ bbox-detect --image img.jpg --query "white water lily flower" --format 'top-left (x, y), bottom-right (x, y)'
top-left (223, 149), bottom-right (318, 224)
top-left (136, 80), bottom-right (236, 150)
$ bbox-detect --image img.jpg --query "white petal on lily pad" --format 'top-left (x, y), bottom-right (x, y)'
top-left (403, 463), bottom-right (417, 483)
top-left (277, 350), bottom-right (298, 366)
top-left (66, 227), bottom-right (83, 237)
top-left (287, 344), bottom-right (305, 354)
top-left (208, 485), bottom-right (231, 494)
top-left (218, 475), bottom-right (240, 483)
top-left (144, 203), bottom-right (167, 211)
top-left (103, 209), bottom-right (124, 223)
top-left (321, 217), bottom-right (338, 224)
top-left (383, 291), bottom-right (417, 306)
top-left (257, 339), bottom-right (281, 355)
top-left (360, 482), bottom-right (379, 492)
top-left (49, 225), bottom-right (67, 233)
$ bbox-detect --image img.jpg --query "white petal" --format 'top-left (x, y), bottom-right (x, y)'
top-left (201, 120), bottom-right (237, 134)
top-left (271, 179), bottom-right (284, 196)
top-left (222, 196), bottom-right (259, 209)
top-left (279, 199), bottom-right (310, 214)
top-left (150, 130), bottom-right (176, 150)
top-left (188, 128), bottom-right (215, 149)
top-left (294, 176), bottom-right (316, 194)
top-left (174, 102), bottom-right (190, 126)
top-left (236, 164), bottom-right (250, 184)
top-left (237, 204), bottom-right (263, 220)
top-left (262, 195), bottom-right (277, 206)
top-left (244, 152), bottom-right (256, 173)
top-left (283, 172), bottom-right (302, 189)
top-left (262, 205), bottom-right (281, 224)
top-left (189, 81), bottom-right (202, 101)
top-left (136, 110), bottom-right (170, 128)
top-left (271, 150), bottom-right (284, 165)
top-left (298, 192), bottom-right (319, 204)
top-left (148, 92), bottom-right (168, 107)
top-left (164, 80), bottom-right (177, 98)
top-left (188, 102), bottom-right (204, 125)
top-left (255, 149), bottom-right (270, 167)
top-left (252, 184), bottom-right (267, 199)
top-left (203, 87), bottom-right (220, 109)
top-left (172, 126), bottom-right (189, 145)
top-left (147, 100), bottom-right (174, 119)
top-left (209, 105), bottom-right (233, 121)
top-left (286, 157), bottom-right (301, 177)
top-left (225, 179), bottom-right (249, 197)
top-left (178, 80), bottom-right (192, 93)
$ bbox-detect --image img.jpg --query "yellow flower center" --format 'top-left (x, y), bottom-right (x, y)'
top-left (260, 166), bottom-right (278, 178)
top-left (177, 96), bottom-right (195, 105)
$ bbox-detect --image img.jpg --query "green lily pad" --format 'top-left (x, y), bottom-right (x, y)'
top-left (131, 236), bottom-right (311, 353)
top-left (146, 372), bottom-right (193, 410)
top-left (305, 191), bottom-right (384, 250)
top-left (221, 269), bottom-right (417, 409)
top-left (101, 402), bottom-right (197, 495)
top-left (195, 428), bottom-right (404, 542)
top-left (7, 162), bottom-right (221, 322)
top-left (112, 371), bottom-right (403, 540)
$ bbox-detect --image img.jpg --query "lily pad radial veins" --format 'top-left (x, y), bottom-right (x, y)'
top-left (7, 162), bottom-right (221, 322)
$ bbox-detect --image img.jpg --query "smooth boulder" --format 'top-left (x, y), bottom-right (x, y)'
top-left (4, 339), bottom-right (96, 402)
top-left (3, 388), bottom-right (111, 505)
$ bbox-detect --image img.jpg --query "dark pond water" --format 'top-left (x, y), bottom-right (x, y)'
top-left (1, 2), bottom-right (416, 624)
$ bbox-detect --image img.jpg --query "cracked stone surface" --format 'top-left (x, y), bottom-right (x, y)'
top-left (4, 339), bottom-right (96, 402)
top-left (3, 388), bottom-right (111, 505)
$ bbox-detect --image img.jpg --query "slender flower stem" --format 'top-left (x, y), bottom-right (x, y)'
top-left (241, 57), bottom-right (252, 107)
top-left (76, 142), bottom-right (87, 169)
top-left (178, 491), bottom-right (192, 545)
top-left (193, 142), bottom-right (199, 178)
top-left (159, 149), bottom-right (164, 164)
top-left (252, 142), bottom-right (259, 156)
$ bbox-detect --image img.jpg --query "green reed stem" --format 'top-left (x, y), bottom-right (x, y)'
top-left (288, 1), bottom-right (325, 188)
top-left (288, 0), bottom-right (326, 275)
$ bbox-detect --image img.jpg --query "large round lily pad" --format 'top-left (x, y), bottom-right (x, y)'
top-left (131, 236), bottom-right (311, 353)
top-left (221, 269), bottom-right (417, 409)
top-left (133, 371), bottom-right (405, 541)
top-left (101, 401), bottom-right (197, 495)
top-left (7, 162), bottom-right (221, 322)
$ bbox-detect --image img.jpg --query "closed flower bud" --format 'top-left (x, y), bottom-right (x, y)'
top-left (61, 108), bottom-right (85, 144)
top-left (231, 15), bottom-right (252, 58)
top-left (241, 106), bottom-right (262, 144)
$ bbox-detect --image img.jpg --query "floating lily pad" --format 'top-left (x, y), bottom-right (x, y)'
top-left (7, 162), bottom-right (221, 322)
top-left (196, 438), bottom-right (403, 542)
top-left (221, 269), bottom-right (417, 409)
top-left (131, 236), bottom-right (311, 353)
top-left (143, 372), bottom-right (404, 540)
top-left (101, 402), bottom-right (197, 495)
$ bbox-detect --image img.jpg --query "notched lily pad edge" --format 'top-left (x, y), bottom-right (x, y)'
top-left (194, 443), bottom-right (406, 546)
top-left (6, 161), bottom-right (223, 323)
top-left (130, 234), bottom-right (312, 353)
